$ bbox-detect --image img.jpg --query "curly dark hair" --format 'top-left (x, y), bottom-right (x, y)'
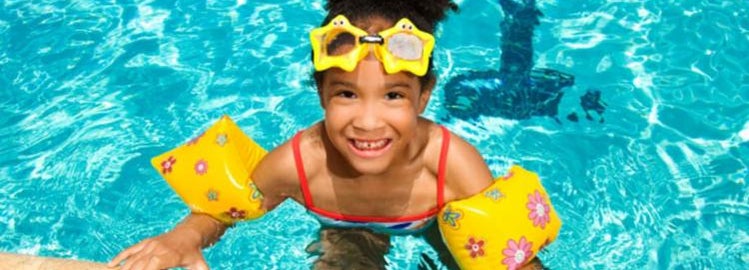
top-left (312, 0), bottom-right (458, 89)
top-left (322, 0), bottom-right (457, 33)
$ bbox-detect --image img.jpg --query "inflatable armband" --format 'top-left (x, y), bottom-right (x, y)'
top-left (438, 165), bottom-right (561, 270)
top-left (151, 115), bottom-right (267, 224)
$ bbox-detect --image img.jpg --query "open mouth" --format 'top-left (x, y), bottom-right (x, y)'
top-left (348, 138), bottom-right (392, 157)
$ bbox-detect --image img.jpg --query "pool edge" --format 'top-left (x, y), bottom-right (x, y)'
top-left (0, 252), bottom-right (114, 270)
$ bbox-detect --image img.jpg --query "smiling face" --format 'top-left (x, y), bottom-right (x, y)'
top-left (318, 17), bottom-right (434, 176)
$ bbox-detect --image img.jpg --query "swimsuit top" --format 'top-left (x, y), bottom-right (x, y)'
top-left (292, 126), bottom-right (451, 235)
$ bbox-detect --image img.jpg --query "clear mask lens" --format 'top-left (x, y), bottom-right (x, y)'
top-left (324, 30), bottom-right (357, 56)
top-left (386, 33), bottom-right (423, 60)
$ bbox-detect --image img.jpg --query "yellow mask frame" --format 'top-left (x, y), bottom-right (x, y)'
top-left (310, 15), bottom-right (435, 76)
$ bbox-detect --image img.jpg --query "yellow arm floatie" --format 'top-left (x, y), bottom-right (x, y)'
top-left (151, 115), bottom-right (267, 225)
top-left (438, 165), bottom-right (562, 270)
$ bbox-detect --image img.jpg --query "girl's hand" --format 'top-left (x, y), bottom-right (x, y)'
top-left (107, 227), bottom-right (209, 270)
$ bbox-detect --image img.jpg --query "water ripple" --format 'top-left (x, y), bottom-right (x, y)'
top-left (2, 0), bottom-right (748, 269)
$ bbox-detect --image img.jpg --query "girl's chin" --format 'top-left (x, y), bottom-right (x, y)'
top-left (346, 160), bottom-right (392, 176)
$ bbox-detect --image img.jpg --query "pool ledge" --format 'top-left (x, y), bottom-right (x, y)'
top-left (0, 252), bottom-right (114, 270)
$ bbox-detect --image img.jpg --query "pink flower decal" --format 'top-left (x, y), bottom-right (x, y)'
top-left (502, 237), bottom-right (533, 270)
top-left (464, 237), bottom-right (485, 258)
top-left (526, 190), bottom-right (551, 229)
top-left (501, 171), bottom-right (514, 180)
top-left (161, 156), bottom-right (176, 174)
top-left (194, 159), bottom-right (208, 175)
top-left (226, 207), bottom-right (246, 220)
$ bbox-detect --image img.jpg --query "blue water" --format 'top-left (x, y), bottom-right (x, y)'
top-left (1, 0), bottom-right (748, 269)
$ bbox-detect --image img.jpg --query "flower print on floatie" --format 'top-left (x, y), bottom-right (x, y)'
top-left (215, 133), bottom-right (228, 147)
top-left (526, 190), bottom-right (551, 229)
top-left (161, 156), bottom-right (176, 174)
top-left (440, 206), bottom-right (463, 229)
top-left (194, 159), bottom-right (208, 175)
top-left (225, 207), bottom-right (246, 220)
top-left (248, 182), bottom-right (263, 201)
top-left (484, 188), bottom-right (503, 202)
top-left (502, 236), bottom-right (533, 270)
top-left (206, 189), bottom-right (219, 201)
top-left (464, 237), bottom-right (485, 258)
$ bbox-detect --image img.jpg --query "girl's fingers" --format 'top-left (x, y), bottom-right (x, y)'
top-left (121, 243), bottom-right (158, 270)
top-left (122, 255), bottom-right (149, 270)
top-left (108, 241), bottom-right (147, 267)
top-left (109, 237), bottom-right (197, 270)
top-left (143, 256), bottom-right (163, 270)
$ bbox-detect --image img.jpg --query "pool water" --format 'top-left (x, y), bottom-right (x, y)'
top-left (1, 0), bottom-right (748, 269)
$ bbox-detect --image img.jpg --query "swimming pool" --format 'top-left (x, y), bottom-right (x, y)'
top-left (1, 0), bottom-right (748, 268)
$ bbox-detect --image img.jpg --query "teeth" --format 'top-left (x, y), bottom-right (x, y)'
top-left (353, 139), bottom-right (388, 150)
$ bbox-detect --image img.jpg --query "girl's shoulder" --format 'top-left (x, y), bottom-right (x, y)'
top-left (420, 119), bottom-right (447, 169)
top-left (287, 122), bottom-right (327, 176)
top-left (422, 120), bottom-right (494, 201)
top-left (252, 124), bottom-right (324, 206)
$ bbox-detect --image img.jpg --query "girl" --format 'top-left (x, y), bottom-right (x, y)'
top-left (109, 1), bottom-right (541, 269)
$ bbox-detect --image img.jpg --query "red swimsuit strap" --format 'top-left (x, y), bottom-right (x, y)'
top-left (292, 126), bottom-right (451, 221)
top-left (292, 131), bottom-right (314, 207)
top-left (437, 125), bottom-right (450, 208)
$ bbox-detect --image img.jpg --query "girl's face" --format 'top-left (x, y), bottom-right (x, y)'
top-left (318, 17), bottom-right (433, 176)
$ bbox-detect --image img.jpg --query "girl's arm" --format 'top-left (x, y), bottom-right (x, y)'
top-left (109, 136), bottom-right (299, 270)
top-left (108, 213), bottom-right (224, 270)
top-left (252, 137), bottom-right (302, 211)
top-left (436, 131), bottom-right (562, 269)
top-left (442, 130), bottom-right (494, 200)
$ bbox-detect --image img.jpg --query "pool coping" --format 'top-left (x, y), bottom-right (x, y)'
top-left (0, 252), bottom-right (114, 270)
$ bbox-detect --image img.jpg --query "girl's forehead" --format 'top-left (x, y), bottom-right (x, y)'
top-left (351, 16), bottom-right (395, 34)
top-left (321, 60), bottom-right (420, 90)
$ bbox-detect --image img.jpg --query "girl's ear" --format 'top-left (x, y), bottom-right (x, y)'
top-left (417, 77), bottom-right (436, 113)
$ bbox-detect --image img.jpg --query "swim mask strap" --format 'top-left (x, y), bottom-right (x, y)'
top-left (310, 15), bottom-right (434, 76)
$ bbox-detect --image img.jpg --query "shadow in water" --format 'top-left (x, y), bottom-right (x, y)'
top-left (574, 89), bottom-right (607, 123)
top-left (443, 0), bottom-right (604, 123)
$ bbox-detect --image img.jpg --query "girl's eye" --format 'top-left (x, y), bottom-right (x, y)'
top-left (336, 90), bottom-right (356, 98)
top-left (385, 92), bottom-right (404, 100)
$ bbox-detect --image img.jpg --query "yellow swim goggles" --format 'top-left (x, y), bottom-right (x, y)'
top-left (310, 15), bottom-right (435, 76)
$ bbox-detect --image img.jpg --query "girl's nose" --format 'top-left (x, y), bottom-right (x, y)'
top-left (351, 103), bottom-right (384, 132)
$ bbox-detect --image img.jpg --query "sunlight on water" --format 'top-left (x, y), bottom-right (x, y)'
top-left (1, 0), bottom-right (748, 269)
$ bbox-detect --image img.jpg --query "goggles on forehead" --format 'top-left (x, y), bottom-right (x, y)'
top-left (310, 15), bottom-right (435, 76)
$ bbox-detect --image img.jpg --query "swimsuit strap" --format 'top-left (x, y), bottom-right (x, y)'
top-left (292, 131), bottom-right (315, 207)
top-left (437, 126), bottom-right (450, 208)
